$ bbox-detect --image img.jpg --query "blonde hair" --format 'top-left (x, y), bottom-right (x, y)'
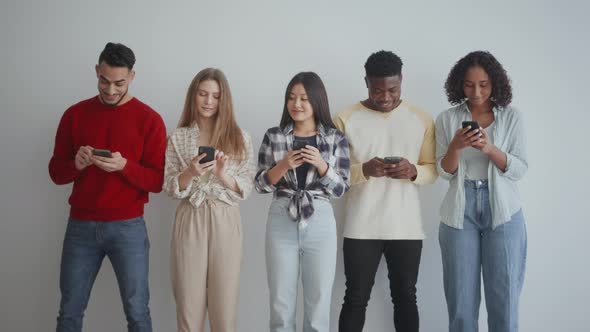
top-left (178, 68), bottom-right (246, 158)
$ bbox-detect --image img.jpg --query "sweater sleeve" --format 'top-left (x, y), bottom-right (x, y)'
top-left (48, 108), bottom-right (82, 185)
top-left (119, 112), bottom-right (167, 193)
top-left (413, 115), bottom-right (438, 185)
top-left (334, 113), bottom-right (367, 186)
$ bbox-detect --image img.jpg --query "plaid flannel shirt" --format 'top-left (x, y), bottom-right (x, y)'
top-left (255, 123), bottom-right (350, 227)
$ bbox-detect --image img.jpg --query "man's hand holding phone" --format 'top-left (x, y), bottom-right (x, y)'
top-left (75, 146), bottom-right (94, 171)
top-left (383, 157), bottom-right (417, 180)
top-left (363, 156), bottom-right (417, 180)
top-left (92, 150), bottom-right (128, 172)
top-left (362, 157), bottom-right (387, 178)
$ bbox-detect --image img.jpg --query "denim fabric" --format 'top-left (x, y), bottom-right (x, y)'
top-left (56, 217), bottom-right (152, 332)
top-left (439, 180), bottom-right (527, 332)
top-left (266, 197), bottom-right (337, 332)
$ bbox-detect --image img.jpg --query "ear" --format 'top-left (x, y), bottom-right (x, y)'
top-left (364, 76), bottom-right (369, 88)
top-left (95, 64), bottom-right (99, 77)
top-left (399, 73), bottom-right (403, 83)
top-left (129, 69), bottom-right (135, 83)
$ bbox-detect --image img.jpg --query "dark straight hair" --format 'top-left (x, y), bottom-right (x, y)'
top-left (280, 72), bottom-right (336, 129)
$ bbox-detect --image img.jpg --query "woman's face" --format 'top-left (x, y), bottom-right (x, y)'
top-left (287, 83), bottom-right (314, 125)
top-left (195, 79), bottom-right (220, 119)
top-left (463, 65), bottom-right (492, 107)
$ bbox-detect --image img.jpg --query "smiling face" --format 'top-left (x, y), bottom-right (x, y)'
top-left (194, 79), bottom-right (221, 120)
top-left (364, 75), bottom-right (402, 112)
top-left (463, 65), bottom-right (492, 108)
top-left (95, 62), bottom-right (134, 106)
top-left (287, 83), bottom-right (315, 126)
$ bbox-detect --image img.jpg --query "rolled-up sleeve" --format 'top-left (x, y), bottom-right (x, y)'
top-left (227, 132), bottom-right (257, 200)
top-left (435, 112), bottom-right (457, 181)
top-left (500, 110), bottom-right (528, 181)
top-left (254, 131), bottom-right (277, 193)
top-left (163, 133), bottom-right (193, 199)
top-left (318, 132), bottom-right (351, 198)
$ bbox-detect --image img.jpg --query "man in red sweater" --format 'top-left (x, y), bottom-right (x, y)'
top-left (48, 42), bottom-right (166, 332)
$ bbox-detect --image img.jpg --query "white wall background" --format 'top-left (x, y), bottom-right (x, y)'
top-left (1, 0), bottom-right (588, 331)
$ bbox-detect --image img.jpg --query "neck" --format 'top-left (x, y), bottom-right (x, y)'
top-left (467, 101), bottom-right (493, 115)
top-left (197, 116), bottom-right (216, 133)
top-left (293, 119), bottom-right (317, 136)
top-left (118, 94), bottom-right (133, 106)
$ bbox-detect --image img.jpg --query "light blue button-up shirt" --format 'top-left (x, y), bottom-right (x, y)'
top-left (435, 103), bottom-right (528, 229)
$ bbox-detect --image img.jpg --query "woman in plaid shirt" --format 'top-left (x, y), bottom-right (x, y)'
top-left (255, 72), bottom-right (351, 332)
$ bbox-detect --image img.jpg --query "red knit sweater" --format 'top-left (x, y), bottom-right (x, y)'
top-left (49, 96), bottom-right (167, 221)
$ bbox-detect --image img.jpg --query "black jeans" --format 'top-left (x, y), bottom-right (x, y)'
top-left (338, 238), bottom-right (423, 332)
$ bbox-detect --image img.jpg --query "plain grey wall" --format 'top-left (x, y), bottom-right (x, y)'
top-left (1, 0), bottom-right (588, 331)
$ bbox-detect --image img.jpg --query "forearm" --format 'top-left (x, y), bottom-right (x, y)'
top-left (219, 172), bottom-right (240, 194)
top-left (441, 148), bottom-right (460, 175)
top-left (486, 145), bottom-right (508, 172)
top-left (265, 162), bottom-right (289, 185)
top-left (178, 169), bottom-right (196, 191)
top-left (49, 158), bottom-right (81, 185)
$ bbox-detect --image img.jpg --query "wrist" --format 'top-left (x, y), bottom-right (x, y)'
top-left (361, 162), bottom-right (369, 178)
top-left (448, 146), bottom-right (461, 158)
top-left (185, 168), bottom-right (198, 178)
top-left (319, 161), bottom-right (329, 177)
top-left (482, 144), bottom-right (495, 155)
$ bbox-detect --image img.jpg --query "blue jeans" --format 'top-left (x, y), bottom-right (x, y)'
top-left (266, 198), bottom-right (337, 332)
top-left (56, 217), bottom-right (152, 332)
top-left (439, 180), bottom-right (527, 332)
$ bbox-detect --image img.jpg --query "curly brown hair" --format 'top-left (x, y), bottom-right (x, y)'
top-left (444, 51), bottom-right (512, 108)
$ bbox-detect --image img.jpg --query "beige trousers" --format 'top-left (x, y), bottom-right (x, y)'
top-left (171, 199), bottom-right (243, 332)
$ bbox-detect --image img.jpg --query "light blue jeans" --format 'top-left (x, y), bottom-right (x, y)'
top-left (439, 180), bottom-right (527, 332)
top-left (266, 197), bottom-right (337, 332)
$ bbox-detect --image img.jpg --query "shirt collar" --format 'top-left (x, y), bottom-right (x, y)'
top-left (282, 122), bottom-right (327, 138)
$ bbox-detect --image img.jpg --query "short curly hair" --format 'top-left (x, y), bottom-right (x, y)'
top-left (444, 51), bottom-right (512, 108)
top-left (364, 50), bottom-right (403, 77)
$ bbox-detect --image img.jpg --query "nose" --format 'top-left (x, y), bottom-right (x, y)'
top-left (205, 94), bottom-right (213, 105)
top-left (294, 98), bottom-right (301, 108)
top-left (106, 84), bottom-right (116, 95)
top-left (378, 93), bottom-right (391, 103)
top-left (474, 86), bottom-right (482, 98)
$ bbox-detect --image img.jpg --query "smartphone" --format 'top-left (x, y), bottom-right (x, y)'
top-left (462, 121), bottom-right (480, 131)
top-left (197, 146), bottom-right (215, 164)
top-left (293, 141), bottom-right (307, 151)
top-left (384, 156), bottom-right (402, 164)
top-left (92, 149), bottom-right (112, 158)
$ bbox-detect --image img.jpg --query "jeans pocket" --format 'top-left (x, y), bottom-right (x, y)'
top-left (118, 217), bottom-right (145, 227)
top-left (269, 199), bottom-right (289, 217)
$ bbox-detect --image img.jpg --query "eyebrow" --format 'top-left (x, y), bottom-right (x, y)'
top-left (99, 75), bottom-right (126, 84)
top-left (289, 92), bottom-right (308, 96)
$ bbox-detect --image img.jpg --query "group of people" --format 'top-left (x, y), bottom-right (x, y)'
top-left (49, 42), bottom-right (528, 332)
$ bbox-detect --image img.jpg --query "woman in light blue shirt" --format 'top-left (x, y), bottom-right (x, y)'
top-left (435, 51), bottom-right (527, 332)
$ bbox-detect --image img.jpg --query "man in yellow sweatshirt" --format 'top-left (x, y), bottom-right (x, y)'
top-left (334, 50), bottom-right (437, 332)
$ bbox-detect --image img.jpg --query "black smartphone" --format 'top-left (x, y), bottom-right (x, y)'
top-left (384, 156), bottom-right (402, 164)
top-left (92, 149), bottom-right (112, 158)
top-left (197, 146), bottom-right (215, 164)
top-left (462, 121), bottom-right (480, 131)
top-left (293, 141), bottom-right (307, 151)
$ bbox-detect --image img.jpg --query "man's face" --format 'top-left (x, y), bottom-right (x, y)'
top-left (95, 62), bottom-right (134, 106)
top-left (365, 75), bottom-right (402, 112)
